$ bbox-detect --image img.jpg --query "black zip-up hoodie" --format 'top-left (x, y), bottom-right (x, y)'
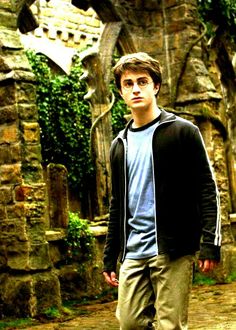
top-left (103, 109), bottom-right (221, 272)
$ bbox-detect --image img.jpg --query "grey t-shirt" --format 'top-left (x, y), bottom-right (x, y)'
top-left (126, 117), bottom-right (160, 259)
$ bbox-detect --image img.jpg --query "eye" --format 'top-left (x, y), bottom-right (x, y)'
top-left (138, 79), bottom-right (148, 87)
top-left (123, 81), bottom-right (133, 89)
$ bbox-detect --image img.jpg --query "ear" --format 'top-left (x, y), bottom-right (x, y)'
top-left (154, 83), bottom-right (160, 95)
top-left (119, 89), bottom-right (124, 98)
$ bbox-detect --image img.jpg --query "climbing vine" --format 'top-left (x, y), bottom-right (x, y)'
top-left (197, 0), bottom-right (236, 43)
top-left (110, 83), bottom-right (128, 137)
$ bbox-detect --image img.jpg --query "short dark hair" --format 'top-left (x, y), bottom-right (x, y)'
top-left (113, 52), bottom-right (162, 92)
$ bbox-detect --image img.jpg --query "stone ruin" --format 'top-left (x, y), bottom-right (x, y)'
top-left (0, 0), bottom-right (236, 317)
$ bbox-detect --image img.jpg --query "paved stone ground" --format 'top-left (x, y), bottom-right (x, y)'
top-left (22, 281), bottom-right (236, 329)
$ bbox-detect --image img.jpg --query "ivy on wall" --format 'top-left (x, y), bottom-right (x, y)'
top-left (26, 51), bottom-right (94, 200)
top-left (26, 50), bottom-right (128, 202)
top-left (197, 0), bottom-right (236, 42)
top-left (110, 83), bottom-right (127, 137)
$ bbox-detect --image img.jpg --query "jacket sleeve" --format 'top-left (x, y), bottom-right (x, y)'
top-left (193, 127), bottom-right (221, 261)
top-left (103, 140), bottom-right (122, 272)
top-left (103, 195), bottom-right (121, 272)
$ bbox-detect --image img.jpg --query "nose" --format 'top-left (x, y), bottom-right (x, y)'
top-left (132, 82), bottom-right (141, 93)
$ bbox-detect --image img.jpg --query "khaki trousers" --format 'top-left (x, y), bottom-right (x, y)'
top-left (116, 254), bottom-right (194, 330)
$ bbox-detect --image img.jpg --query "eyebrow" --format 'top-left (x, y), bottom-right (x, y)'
top-left (122, 77), bottom-right (149, 82)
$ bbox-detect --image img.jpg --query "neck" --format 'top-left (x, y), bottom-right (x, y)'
top-left (132, 106), bottom-right (161, 128)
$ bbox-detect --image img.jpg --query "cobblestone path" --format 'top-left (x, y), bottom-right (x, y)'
top-left (23, 281), bottom-right (236, 330)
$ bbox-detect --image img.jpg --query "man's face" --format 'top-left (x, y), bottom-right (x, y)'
top-left (119, 70), bottom-right (159, 111)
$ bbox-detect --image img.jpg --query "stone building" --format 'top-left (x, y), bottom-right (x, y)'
top-left (0, 0), bottom-right (236, 318)
top-left (20, 0), bottom-right (102, 73)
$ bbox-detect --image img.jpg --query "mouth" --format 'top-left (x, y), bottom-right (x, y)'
top-left (132, 97), bottom-right (143, 102)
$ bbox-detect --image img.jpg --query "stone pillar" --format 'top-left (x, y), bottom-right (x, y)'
top-left (80, 22), bottom-right (122, 217)
top-left (47, 163), bottom-right (69, 229)
top-left (0, 1), bottom-right (61, 317)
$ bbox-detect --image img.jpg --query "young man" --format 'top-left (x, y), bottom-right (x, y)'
top-left (102, 52), bottom-right (221, 330)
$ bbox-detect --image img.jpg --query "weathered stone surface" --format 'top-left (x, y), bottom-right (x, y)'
top-left (0, 81), bottom-right (16, 106)
top-left (6, 240), bottom-right (30, 270)
top-left (34, 271), bottom-right (61, 313)
top-left (230, 213), bottom-right (236, 239)
top-left (0, 205), bottom-right (7, 220)
top-left (29, 242), bottom-right (51, 269)
top-left (214, 244), bottom-right (236, 282)
top-left (0, 105), bottom-right (18, 124)
top-left (90, 225), bottom-right (107, 237)
top-left (6, 203), bottom-right (25, 219)
top-left (15, 183), bottom-right (46, 202)
top-left (0, 186), bottom-right (13, 204)
top-left (176, 58), bottom-right (222, 104)
top-left (1, 53), bottom-right (33, 71)
top-left (27, 220), bottom-right (46, 243)
top-left (5, 238), bottom-right (51, 271)
top-left (0, 273), bottom-right (34, 317)
top-left (0, 0), bottom-right (15, 11)
top-left (0, 11), bottom-right (18, 30)
top-left (48, 240), bottom-right (63, 264)
top-left (21, 163), bottom-right (44, 183)
top-left (24, 202), bottom-right (45, 219)
top-left (0, 271), bottom-right (61, 317)
top-left (23, 144), bottom-right (42, 163)
top-left (0, 29), bottom-right (23, 49)
top-left (21, 121), bottom-right (40, 143)
top-left (0, 70), bottom-right (35, 83)
top-left (58, 233), bottom-right (108, 301)
top-left (46, 229), bottom-right (67, 241)
top-left (0, 163), bottom-right (22, 184)
top-left (16, 81), bottom-right (36, 103)
top-left (0, 143), bottom-right (21, 164)
top-left (0, 122), bottom-right (19, 143)
top-left (26, 0), bottom-right (103, 52)
top-left (221, 224), bottom-right (235, 245)
top-left (18, 103), bottom-right (38, 120)
top-left (47, 164), bottom-right (69, 229)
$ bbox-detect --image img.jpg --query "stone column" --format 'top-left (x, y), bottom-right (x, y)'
top-left (80, 22), bottom-right (122, 217)
top-left (0, 1), bottom-right (61, 317)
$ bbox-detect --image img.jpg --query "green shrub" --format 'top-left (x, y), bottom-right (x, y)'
top-left (64, 212), bottom-right (94, 261)
top-left (225, 271), bottom-right (236, 283)
top-left (43, 306), bottom-right (61, 319)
